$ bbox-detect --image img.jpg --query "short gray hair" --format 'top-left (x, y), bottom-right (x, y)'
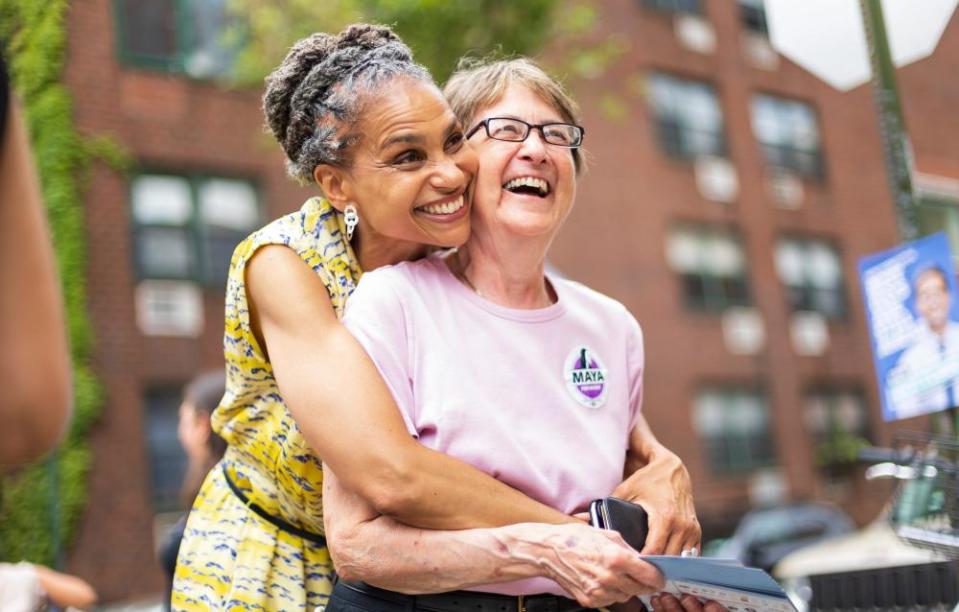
top-left (263, 24), bottom-right (432, 183)
top-left (444, 57), bottom-right (585, 173)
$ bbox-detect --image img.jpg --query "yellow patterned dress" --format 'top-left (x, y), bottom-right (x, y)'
top-left (172, 197), bottom-right (361, 611)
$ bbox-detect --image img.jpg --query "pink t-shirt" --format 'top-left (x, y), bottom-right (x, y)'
top-left (343, 254), bottom-right (645, 596)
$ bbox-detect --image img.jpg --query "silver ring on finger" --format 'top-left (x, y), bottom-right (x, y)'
top-left (680, 546), bottom-right (699, 558)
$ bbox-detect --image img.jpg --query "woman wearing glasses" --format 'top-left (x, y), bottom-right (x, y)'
top-left (174, 27), bottom-right (697, 610)
top-left (322, 58), bottom-right (712, 612)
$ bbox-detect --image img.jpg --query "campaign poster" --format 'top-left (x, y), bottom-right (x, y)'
top-left (859, 233), bottom-right (959, 422)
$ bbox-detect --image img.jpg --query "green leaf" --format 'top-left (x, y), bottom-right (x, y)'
top-left (0, 0), bottom-right (105, 566)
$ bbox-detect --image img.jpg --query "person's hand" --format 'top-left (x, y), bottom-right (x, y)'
top-left (612, 447), bottom-right (700, 556)
top-left (649, 593), bottom-right (728, 612)
top-left (525, 523), bottom-right (665, 608)
top-left (610, 599), bottom-right (650, 611)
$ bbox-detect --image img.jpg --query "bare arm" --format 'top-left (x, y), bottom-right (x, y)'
top-left (247, 245), bottom-right (572, 529)
top-left (34, 565), bottom-right (97, 610)
top-left (0, 99), bottom-right (71, 468)
top-left (323, 466), bottom-right (664, 608)
top-left (612, 415), bottom-right (700, 555)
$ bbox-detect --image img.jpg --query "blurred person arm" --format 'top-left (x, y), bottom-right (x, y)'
top-left (0, 93), bottom-right (71, 467)
top-left (612, 416), bottom-right (701, 556)
top-left (246, 245), bottom-right (573, 529)
top-left (0, 563), bottom-right (96, 611)
top-left (33, 564), bottom-right (98, 610)
top-left (323, 465), bottom-right (665, 608)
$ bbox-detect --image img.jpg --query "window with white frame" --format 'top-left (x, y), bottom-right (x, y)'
top-left (694, 387), bottom-right (775, 474)
top-left (642, 0), bottom-right (702, 13)
top-left (648, 73), bottom-right (726, 160)
top-left (131, 173), bottom-right (260, 287)
top-left (803, 389), bottom-right (870, 446)
top-left (751, 94), bottom-right (823, 178)
top-left (803, 388), bottom-right (871, 469)
top-left (917, 194), bottom-right (959, 264)
top-left (667, 226), bottom-right (750, 312)
top-left (774, 237), bottom-right (846, 318)
top-left (115, 0), bottom-right (239, 78)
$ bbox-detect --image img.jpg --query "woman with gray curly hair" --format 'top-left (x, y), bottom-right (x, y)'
top-left (171, 24), bottom-right (551, 610)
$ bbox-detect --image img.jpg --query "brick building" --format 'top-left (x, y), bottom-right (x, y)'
top-left (547, 0), bottom-right (959, 533)
top-left (64, 0), bottom-right (312, 600)
top-left (59, 0), bottom-right (959, 603)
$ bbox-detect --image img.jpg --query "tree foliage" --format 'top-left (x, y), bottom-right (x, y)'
top-left (229, 0), bottom-right (564, 85)
top-left (0, 0), bottom-right (113, 566)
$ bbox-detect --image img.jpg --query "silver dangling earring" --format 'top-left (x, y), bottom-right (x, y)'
top-left (344, 203), bottom-right (359, 241)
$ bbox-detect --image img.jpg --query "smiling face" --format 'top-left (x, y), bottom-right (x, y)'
top-left (320, 77), bottom-right (478, 249)
top-left (466, 84), bottom-right (577, 242)
top-left (915, 268), bottom-right (952, 334)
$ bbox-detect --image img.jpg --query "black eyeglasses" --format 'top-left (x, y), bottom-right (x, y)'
top-left (466, 117), bottom-right (585, 148)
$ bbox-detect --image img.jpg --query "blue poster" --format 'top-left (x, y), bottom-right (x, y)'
top-left (859, 233), bottom-right (959, 422)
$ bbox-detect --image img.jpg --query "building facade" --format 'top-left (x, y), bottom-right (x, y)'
top-left (60, 0), bottom-right (959, 602)
top-left (548, 0), bottom-right (959, 533)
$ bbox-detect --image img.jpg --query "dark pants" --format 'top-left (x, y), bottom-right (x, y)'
top-left (325, 580), bottom-right (598, 612)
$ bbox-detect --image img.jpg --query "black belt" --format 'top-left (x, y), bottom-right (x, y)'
top-left (337, 580), bottom-right (593, 612)
top-left (221, 463), bottom-right (327, 546)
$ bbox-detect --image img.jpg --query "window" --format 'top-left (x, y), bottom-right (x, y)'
top-left (739, 0), bottom-right (769, 36)
top-left (694, 387), bottom-right (775, 473)
top-left (751, 95), bottom-right (823, 178)
top-left (648, 74), bottom-right (726, 159)
top-left (131, 173), bottom-right (260, 286)
top-left (774, 237), bottom-right (846, 318)
top-left (803, 388), bottom-right (871, 468)
top-left (115, 0), bottom-right (238, 78)
top-left (916, 194), bottom-right (959, 264)
top-left (667, 226), bottom-right (750, 312)
top-left (144, 387), bottom-right (186, 512)
top-left (642, 0), bottom-right (702, 14)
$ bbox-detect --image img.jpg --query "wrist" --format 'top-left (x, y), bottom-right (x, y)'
top-left (496, 523), bottom-right (566, 579)
top-left (645, 443), bottom-right (679, 466)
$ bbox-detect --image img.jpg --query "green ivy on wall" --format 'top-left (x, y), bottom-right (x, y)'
top-left (0, 0), bottom-right (119, 565)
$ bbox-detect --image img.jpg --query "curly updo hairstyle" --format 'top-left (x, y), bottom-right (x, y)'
top-left (263, 24), bottom-right (433, 184)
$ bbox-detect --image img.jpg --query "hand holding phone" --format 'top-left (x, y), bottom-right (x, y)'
top-left (588, 496), bottom-right (649, 552)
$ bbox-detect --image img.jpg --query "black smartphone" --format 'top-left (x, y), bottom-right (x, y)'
top-left (588, 497), bottom-right (649, 552)
top-left (588, 498), bottom-right (606, 528)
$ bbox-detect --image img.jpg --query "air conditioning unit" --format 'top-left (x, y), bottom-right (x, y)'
top-left (913, 171), bottom-right (959, 201)
top-left (136, 280), bottom-right (204, 337)
top-left (722, 306), bottom-right (765, 355)
top-left (767, 171), bottom-right (804, 209)
top-left (674, 14), bottom-right (716, 54)
top-left (695, 156), bottom-right (739, 203)
top-left (741, 33), bottom-right (780, 71)
top-left (749, 468), bottom-right (788, 508)
top-left (790, 310), bottom-right (829, 356)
